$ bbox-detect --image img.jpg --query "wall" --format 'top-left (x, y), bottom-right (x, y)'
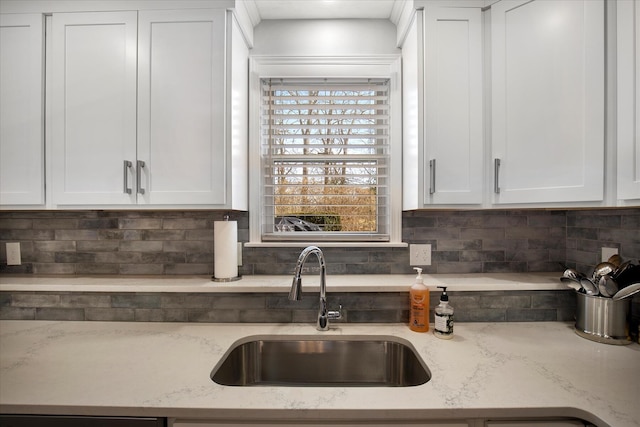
top-left (251, 19), bottom-right (400, 56)
top-left (1, 208), bottom-right (638, 276)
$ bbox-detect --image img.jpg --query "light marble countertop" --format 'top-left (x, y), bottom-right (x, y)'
top-left (0, 272), bottom-right (564, 293)
top-left (1, 320), bottom-right (638, 426)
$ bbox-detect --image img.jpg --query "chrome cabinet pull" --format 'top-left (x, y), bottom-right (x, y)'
top-left (494, 158), bottom-right (501, 194)
top-left (123, 160), bottom-right (132, 194)
top-left (429, 159), bottom-right (436, 195)
top-left (136, 160), bottom-right (145, 195)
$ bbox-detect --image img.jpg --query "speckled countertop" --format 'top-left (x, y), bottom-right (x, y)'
top-left (1, 320), bottom-right (638, 426)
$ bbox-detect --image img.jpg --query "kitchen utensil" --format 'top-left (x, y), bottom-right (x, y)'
top-left (575, 292), bottom-right (631, 345)
top-left (561, 268), bottom-right (582, 280)
top-left (607, 254), bottom-right (622, 268)
top-left (613, 260), bottom-right (632, 279)
top-left (597, 275), bottom-right (618, 297)
top-left (580, 277), bottom-right (599, 295)
top-left (563, 280), bottom-right (582, 291)
top-left (592, 262), bottom-right (616, 283)
top-left (615, 264), bottom-right (640, 287)
top-left (612, 283), bottom-right (640, 301)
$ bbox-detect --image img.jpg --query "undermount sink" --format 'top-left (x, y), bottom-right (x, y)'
top-left (210, 335), bottom-right (431, 387)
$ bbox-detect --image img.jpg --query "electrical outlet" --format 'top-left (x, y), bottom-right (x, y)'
top-left (237, 242), bottom-right (243, 266)
top-left (6, 242), bottom-right (21, 265)
top-left (410, 244), bottom-right (431, 266)
top-left (601, 247), bottom-right (618, 262)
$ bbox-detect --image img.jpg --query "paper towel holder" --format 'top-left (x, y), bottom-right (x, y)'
top-left (212, 214), bottom-right (242, 282)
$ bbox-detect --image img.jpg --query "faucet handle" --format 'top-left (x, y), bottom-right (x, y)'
top-left (328, 304), bottom-right (343, 320)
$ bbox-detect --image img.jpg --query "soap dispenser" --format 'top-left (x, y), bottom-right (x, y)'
top-left (434, 286), bottom-right (454, 339)
top-left (409, 267), bottom-right (429, 332)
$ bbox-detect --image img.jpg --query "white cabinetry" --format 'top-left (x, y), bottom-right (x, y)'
top-left (50, 11), bottom-right (138, 205)
top-left (50, 8), bottom-right (248, 208)
top-left (490, 0), bottom-right (605, 205)
top-left (137, 9), bottom-right (226, 205)
top-left (0, 14), bottom-right (44, 206)
top-left (616, 0), bottom-right (640, 203)
top-left (402, 7), bottom-right (483, 209)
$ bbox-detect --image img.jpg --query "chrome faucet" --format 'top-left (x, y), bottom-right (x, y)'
top-left (289, 246), bottom-right (342, 331)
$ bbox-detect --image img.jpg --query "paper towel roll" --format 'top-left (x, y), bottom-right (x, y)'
top-left (214, 220), bottom-right (238, 280)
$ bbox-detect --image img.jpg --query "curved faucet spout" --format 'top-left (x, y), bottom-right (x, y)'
top-left (289, 246), bottom-right (341, 331)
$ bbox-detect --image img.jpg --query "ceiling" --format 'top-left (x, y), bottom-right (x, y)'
top-left (251, 0), bottom-right (399, 20)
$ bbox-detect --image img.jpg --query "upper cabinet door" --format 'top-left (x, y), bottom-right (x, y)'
top-left (402, 7), bottom-right (483, 209)
top-left (137, 9), bottom-right (226, 205)
top-left (424, 7), bottom-right (483, 205)
top-left (617, 0), bottom-right (640, 203)
top-left (0, 14), bottom-right (44, 206)
top-left (491, 0), bottom-right (605, 204)
top-left (51, 11), bottom-right (138, 205)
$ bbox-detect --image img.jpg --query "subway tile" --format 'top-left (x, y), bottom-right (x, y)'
top-left (85, 308), bottom-right (135, 321)
top-left (119, 240), bottom-right (164, 252)
top-left (0, 307), bottom-right (36, 320)
top-left (36, 307), bottom-right (85, 321)
top-left (188, 309), bottom-right (240, 322)
top-left (239, 309), bottom-right (292, 323)
top-left (165, 263), bottom-right (211, 275)
top-left (0, 218), bottom-right (33, 229)
top-left (347, 309), bottom-right (404, 323)
top-left (112, 294), bottom-right (161, 309)
top-left (164, 218), bottom-right (209, 230)
top-left (32, 263), bottom-right (76, 275)
top-left (142, 230), bottom-right (186, 240)
top-left (12, 293), bottom-right (60, 307)
top-left (78, 218), bottom-right (119, 229)
top-left (33, 219), bottom-right (78, 230)
top-left (119, 264), bottom-right (164, 275)
top-left (55, 230), bottom-right (98, 240)
top-left (119, 218), bottom-right (162, 230)
top-left (506, 308), bottom-right (557, 322)
top-left (76, 241), bottom-right (119, 252)
top-left (134, 308), bottom-right (166, 322)
top-left (211, 295), bottom-right (266, 309)
top-left (75, 263), bottom-right (119, 275)
top-left (60, 294), bottom-right (111, 308)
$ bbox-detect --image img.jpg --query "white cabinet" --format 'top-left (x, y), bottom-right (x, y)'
top-left (490, 0), bottom-right (605, 205)
top-left (50, 11), bottom-right (138, 205)
top-left (50, 9), bottom-right (248, 208)
top-left (402, 7), bottom-right (484, 209)
top-left (137, 9), bottom-right (226, 205)
top-left (0, 14), bottom-right (44, 206)
top-left (616, 0), bottom-right (640, 203)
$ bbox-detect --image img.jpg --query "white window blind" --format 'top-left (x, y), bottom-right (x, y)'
top-left (260, 78), bottom-right (390, 241)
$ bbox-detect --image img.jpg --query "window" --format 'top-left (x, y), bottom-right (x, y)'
top-left (261, 78), bottom-right (390, 242)
top-left (248, 56), bottom-right (402, 246)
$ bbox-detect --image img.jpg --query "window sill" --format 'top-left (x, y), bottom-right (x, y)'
top-left (244, 241), bottom-right (408, 248)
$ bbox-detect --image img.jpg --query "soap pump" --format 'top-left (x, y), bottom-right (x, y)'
top-left (409, 267), bottom-right (429, 332)
top-left (434, 286), bottom-right (454, 339)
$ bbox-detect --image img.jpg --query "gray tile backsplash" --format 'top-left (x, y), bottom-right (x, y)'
top-left (1, 208), bottom-right (638, 328)
top-left (0, 290), bottom-right (577, 324)
top-left (2, 208), bottom-right (637, 276)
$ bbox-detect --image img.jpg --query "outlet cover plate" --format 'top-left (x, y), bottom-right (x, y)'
top-left (410, 244), bottom-right (431, 266)
top-left (6, 242), bottom-right (21, 265)
top-left (601, 247), bottom-right (618, 263)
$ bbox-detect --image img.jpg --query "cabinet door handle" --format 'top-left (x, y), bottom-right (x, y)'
top-left (136, 160), bottom-right (146, 195)
top-left (494, 158), bottom-right (501, 194)
top-left (123, 160), bottom-right (132, 194)
top-left (429, 159), bottom-right (436, 195)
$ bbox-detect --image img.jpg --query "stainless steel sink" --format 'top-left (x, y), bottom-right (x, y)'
top-left (210, 335), bottom-right (431, 387)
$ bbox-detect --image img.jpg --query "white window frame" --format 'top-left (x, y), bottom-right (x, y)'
top-left (247, 56), bottom-right (404, 247)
